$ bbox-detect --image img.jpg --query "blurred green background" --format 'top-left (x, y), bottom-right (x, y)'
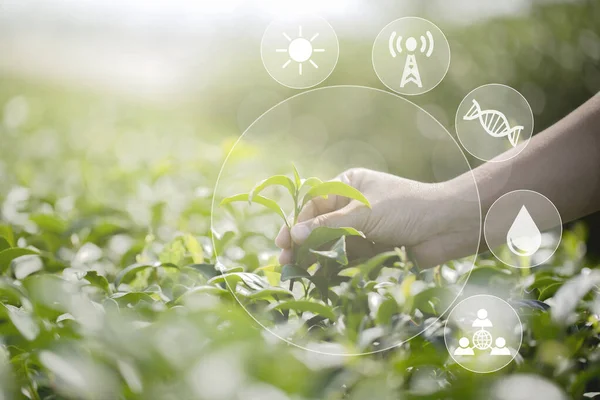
top-left (0, 1), bottom-right (600, 399)
top-left (1, 0), bottom-right (598, 243)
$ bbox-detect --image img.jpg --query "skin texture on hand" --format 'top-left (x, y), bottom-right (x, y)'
top-left (275, 168), bottom-right (479, 269)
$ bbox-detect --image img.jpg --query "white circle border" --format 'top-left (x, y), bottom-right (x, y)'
top-left (455, 83), bottom-right (535, 163)
top-left (260, 16), bottom-right (340, 90)
top-left (210, 85), bottom-right (482, 356)
top-left (484, 189), bottom-right (563, 269)
top-left (444, 294), bottom-right (523, 374)
top-left (371, 16), bottom-right (451, 96)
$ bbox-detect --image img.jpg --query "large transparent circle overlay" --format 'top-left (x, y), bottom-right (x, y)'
top-left (372, 17), bottom-right (451, 96)
top-left (211, 86), bottom-right (481, 355)
top-left (261, 16), bottom-right (339, 89)
top-left (456, 84), bottom-right (534, 162)
top-left (444, 294), bottom-right (523, 373)
top-left (484, 190), bottom-right (562, 268)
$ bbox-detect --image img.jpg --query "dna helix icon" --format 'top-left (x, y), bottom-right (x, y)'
top-left (463, 99), bottom-right (524, 147)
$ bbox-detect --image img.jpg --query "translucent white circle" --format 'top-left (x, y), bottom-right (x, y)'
top-left (456, 84), bottom-right (534, 162)
top-left (484, 190), bottom-right (562, 269)
top-left (211, 86), bottom-right (481, 356)
top-left (444, 294), bottom-right (523, 374)
top-left (261, 16), bottom-right (339, 90)
top-left (372, 17), bottom-right (451, 96)
top-left (288, 38), bottom-right (313, 62)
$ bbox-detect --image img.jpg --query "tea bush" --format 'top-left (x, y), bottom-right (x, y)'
top-left (0, 153), bottom-right (599, 399)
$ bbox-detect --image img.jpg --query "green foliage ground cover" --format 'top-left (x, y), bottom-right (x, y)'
top-left (1, 121), bottom-right (600, 399)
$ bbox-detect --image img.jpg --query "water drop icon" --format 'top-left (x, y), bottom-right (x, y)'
top-left (506, 205), bottom-right (542, 256)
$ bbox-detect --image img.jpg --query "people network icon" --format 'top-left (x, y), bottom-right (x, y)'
top-left (453, 309), bottom-right (511, 357)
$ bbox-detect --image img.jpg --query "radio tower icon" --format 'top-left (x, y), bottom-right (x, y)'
top-left (389, 31), bottom-right (435, 89)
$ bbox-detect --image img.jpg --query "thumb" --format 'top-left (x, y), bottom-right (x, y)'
top-left (290, 205), bottom-right (363, 244)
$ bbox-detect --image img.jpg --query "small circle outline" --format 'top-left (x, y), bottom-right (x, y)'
top-left (455, 83), bottom-right (535, 163)
top-left (260, 15), bottom-right (340, 90)
top-left (444, 294), bottom-right (523, 374)
top-left (371, 16), bottom-right (451, 96)
top-left (484, 189), bottom-right (563, 269)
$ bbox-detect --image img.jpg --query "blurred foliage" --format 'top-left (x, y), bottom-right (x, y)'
top-left (0, 1), bottom-right (599, 399)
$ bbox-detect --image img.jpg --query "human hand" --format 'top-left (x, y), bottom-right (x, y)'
top-left (275, 168), bottom-right (478, 269)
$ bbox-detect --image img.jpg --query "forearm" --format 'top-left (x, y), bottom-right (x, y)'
top-left (447, 94), bottom-right (600, 257)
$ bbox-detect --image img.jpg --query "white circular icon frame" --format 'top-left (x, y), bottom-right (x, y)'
top-left (444, 294), bottom-right (523, 374)
top-left (484, 189), bottom-right (563, 269)
top-left (372, 16), bottom-right (451, 96)
top-left (455, 83), bottom-right (534, 162)
top-left (261, 16), bottom-right (339, 90)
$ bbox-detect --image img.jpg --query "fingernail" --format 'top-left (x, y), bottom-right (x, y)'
top-left (291, 224), bottom-right (310, 243)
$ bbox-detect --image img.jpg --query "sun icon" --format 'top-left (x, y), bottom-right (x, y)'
top-left (276, 26), bottom-right (325, 75)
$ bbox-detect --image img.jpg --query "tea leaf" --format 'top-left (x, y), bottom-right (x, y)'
top-left (299, 177), bottom-right (323, 192)
top-left (185, 263), bottom-right (218, 280)
top-left (269, 300), bottom-right (335, 320)
top-left (310, 236), bottom-right (348, 266)
top-left (0, 225), bottom-right (15, 247)
top-left (115, 264), bottom-right (153, 287)
top-left (551, 270), bottom-right (600, 324)
top-left (249, 175), bottom-right (296, 202)
top-left (297, 227), bottom-right (364, 268)
top-left (280, 264), bottom-right (311, 282)
top-left (183, 234), bottom-right (204, 264)
top-left (0, 238), bottom-right (10, 252)
top-left (221, 193), bottom-right (287, 223)
top-left (0, 248), bottom-right (39, 273)
top-left (292, 164), bottom-right (302, 189)
top-left (302, 181), bottom-right (371, 208)
top-left (83, 271), bottom-right (111, 294)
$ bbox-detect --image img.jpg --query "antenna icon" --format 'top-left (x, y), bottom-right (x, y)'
top-left (388, 31), bottom-right (434, 88)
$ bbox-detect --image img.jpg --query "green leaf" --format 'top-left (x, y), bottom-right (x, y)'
top-left (110, 292), bottom-right (155, 307)
top-left (302, 181), bottom-right (371, 208)
top-left (411, 287), bottom-right (454, 315)
top-left (185, 263), bottom-right (218, 280)
top-left (249, 175), bottom-right (296, 203)
top-left (83, 271), bottom-right (110, 293)
top-left (0, 225), bottom-right (15, 247)
top-left (244, 287), bottom-right (294, 300)
top-left (292, 164), bottom-right (302, 188)
top-left (310, 236), bottom-right (348, 265)
top-left (376, 297), bottom-right (398, 325)
top-left (299, 177), bottom-right (323, 192)
top-left (0, 280), bottom-right (25, 306)
top-left (551, 270), bottom-right (600, 325)
top-left (296, 227), bottom-right (365, 268)
top-left (212, 230), bottom-right (235, 256)
top-left (208, 272), bottom-right (269, 291)
top-left (0, 238), bottom-right (10, 252)
top-left (159, 237), bottom-right (187, 266)
top-left (0, 304), bottom-right (39, 341)
top-left (114, 264), bottom-right (153, 287)
top-left (280, 264), bottom-right (311, 282)
top-left (269, 300), bottom-right (336, 320)
top-left (221, 194), bottom-right (287, 223)
top-left (183, 234), bottom-right (204, 264)
top-left (29, 214), bottom-right (67, 234)
top-left (351, 251), bottom-right (398, 282)
top-left (0, 248), bottom-right (39, 273)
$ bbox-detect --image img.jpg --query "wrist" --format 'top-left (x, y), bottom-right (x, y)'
top-left (410, 178), bottom-right (482, 268)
